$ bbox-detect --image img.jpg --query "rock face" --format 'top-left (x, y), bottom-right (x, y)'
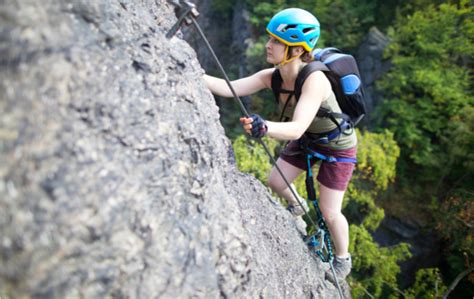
top-left (184, 0), bottom-right (253, 108)
top-left (0, 1), bottom-right (346, 298)
top-left (357, 27), bottom-right (391, 126)
top-left (373, 217), bottom-right (442, 288)
top-left (184, 0), bottom-right (252, 75)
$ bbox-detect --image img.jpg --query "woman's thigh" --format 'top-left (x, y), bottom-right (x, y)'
top-left (318, 183), bottom-right (345, 218)
top-left (267, 158), bottom-right (305, 191)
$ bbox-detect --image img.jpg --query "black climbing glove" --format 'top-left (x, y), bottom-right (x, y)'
top-left (249, 113), bottom-right (268, 138)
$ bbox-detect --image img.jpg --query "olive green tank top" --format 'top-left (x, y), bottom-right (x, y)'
top-left (278, 90), bottom-right (357, 150)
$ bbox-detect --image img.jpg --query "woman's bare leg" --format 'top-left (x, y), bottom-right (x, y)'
top-left (318, 183), bottom-right (350, 258)
top-left (267, 158), bottom-right (305, 204)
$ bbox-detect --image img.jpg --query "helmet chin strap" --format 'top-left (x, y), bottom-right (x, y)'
top-left (276, 45), bottom-right (304, 67)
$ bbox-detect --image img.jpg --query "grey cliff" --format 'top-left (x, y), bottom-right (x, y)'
top-left (0, 1), bottom-right (348, 298)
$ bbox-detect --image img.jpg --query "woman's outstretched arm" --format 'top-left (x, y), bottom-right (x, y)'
top-left (203, 68), bottom-right (274, 98)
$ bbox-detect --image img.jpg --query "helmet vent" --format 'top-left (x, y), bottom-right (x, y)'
top-left (281, 24), bottom-right (296, 32)
top-left (290, 35), bottom-right (298, 39)
top-left (303, 28), bottom-right (315, 34)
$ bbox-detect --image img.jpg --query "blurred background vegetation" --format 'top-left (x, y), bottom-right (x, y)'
top-left (195, 0), bottom-right (473, 297)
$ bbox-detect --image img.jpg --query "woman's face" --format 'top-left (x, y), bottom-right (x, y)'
top-left (265, 36), bottom-right (286, 64)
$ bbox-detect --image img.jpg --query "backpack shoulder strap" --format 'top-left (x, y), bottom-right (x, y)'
top-left (295, 61), bottom-right (351, 120)
top-left (294, 61), bottom-right (332, 118)
top-left (294, 61), bottom-right (329, 101)
top-left (271, 69), bottom-right (283, 104)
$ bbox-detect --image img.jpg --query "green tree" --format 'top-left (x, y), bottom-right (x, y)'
top-left (345, 130), bottom-right (399, 231)
top-left (350, 225), bottom-right (411, 298)
top-left (405, 268), bottom-right (448, 299)
top-left (345, 130), bottom-right (411, 298)
top-left (377, 1), bottom-right (473, 185)
top-left (376, 1), bottom-right (473, 296)
top-left (435, 107), bottom-right (474, 281)
top-left (233, 135), bottom-right (279, 183)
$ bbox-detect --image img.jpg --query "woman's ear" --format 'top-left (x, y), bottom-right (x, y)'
top-left (292, 46), bottom-right (304, 56)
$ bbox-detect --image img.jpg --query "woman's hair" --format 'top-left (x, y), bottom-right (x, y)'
top-left (288, 46), bottom-right (313, 63)
top-left (301, 51), bottom-right (313, 63)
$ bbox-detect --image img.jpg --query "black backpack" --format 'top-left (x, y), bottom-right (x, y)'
top-left (271, 47), bottom-right (367, 127)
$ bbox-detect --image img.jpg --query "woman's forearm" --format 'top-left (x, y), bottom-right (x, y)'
top-left (266, 120), bottom-right (307, 140)
top-left (204, 69), bottom-right (272, 98)
top-left (203, 74), bottom-right (234, 97)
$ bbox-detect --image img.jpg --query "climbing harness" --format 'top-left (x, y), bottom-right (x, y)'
top-left (166, 2), bottom-right (347, 297)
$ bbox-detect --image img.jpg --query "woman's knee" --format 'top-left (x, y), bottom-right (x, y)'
top-left (267, 175), bottom-right (282, 193)
top-left (320, 207), bottom-right (341, 223)
top-left (319, 183), bottom-right (345, 222)
top-left (268, 159), bottom-right (303, 192)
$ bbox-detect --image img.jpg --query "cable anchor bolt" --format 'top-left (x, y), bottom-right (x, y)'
top-left (166, 0), bottom-right (200, 39)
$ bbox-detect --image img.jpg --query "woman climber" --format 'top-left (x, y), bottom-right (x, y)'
top-left (203, 8), bottom-right (356, 284)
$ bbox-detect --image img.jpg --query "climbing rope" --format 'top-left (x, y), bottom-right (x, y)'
top-left (166, 1), bottom-right (345, 298)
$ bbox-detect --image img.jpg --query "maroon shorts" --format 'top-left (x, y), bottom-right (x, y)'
top-left (280, 140), bottom-right (357, 191)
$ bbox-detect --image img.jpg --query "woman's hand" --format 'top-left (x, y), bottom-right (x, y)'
top-left (240, 114), bottom-right (268, 138)
top-left (239, 116), bottom-right (253, 135)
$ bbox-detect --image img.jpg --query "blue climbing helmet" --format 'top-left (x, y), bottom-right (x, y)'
top-left (266, 8), bottom-right (320, 52)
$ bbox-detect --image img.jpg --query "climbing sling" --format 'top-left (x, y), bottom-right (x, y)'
top-left (166, 2), bottom-right (350, 297)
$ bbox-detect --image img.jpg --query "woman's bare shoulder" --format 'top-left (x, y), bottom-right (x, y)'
top-left (252, 68), bottom-right (276, 89)
top-left (303, 70), bottom-right (332, 98)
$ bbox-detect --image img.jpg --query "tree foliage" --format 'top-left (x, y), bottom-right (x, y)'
top-left (375, 1), bottom-right (473, 296)
top-left (233, 135), bottom-right (279, 183)
top-left (350, 225), bottom-right (411, 298)
top-left (345, 130), bottom-right (399, 231)
top-left (377, 1), bottom-right (473, 182)
top-left (345, 130), bottom-right (411, 298)
top-left (405, 268), bottom-right (448, 299)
